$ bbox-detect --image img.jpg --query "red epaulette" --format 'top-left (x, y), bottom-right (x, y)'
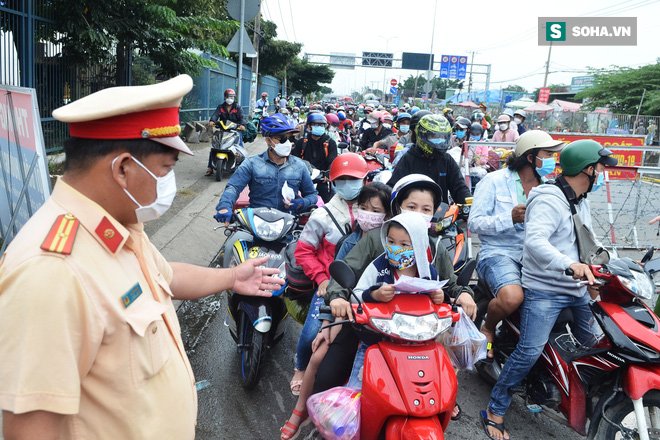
top-left (41, 213), bottom-right (80, 255)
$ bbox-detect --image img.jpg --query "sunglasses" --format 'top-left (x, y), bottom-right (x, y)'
top-left (270, 136), bottom-right (289, 143)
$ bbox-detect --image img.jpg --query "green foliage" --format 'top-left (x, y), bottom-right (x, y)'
top-left (575, 62), bottom-right (660, 115)
top-left (503, 84), bottom-right (527, 93)
top-left (51, 0), bottom-right (236, 82)
top-left (260, 40), bottom-right (303, 78)
top-left (402, 75), bottom-right (426, 90)
top-left (287, 59), bottom-right (335, 96)
top-left (131, 55), bottom-right (158, 85)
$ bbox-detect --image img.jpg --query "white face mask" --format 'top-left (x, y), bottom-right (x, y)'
top-left (225, 97), bottom-right (235, 105)
top-left (114, 156), bottom-right (176, 223)
top-left (382, 123), bottom-right (392, 129)
top-left (499, 123), bottom-right (509, 131)
top-left (401, 209), bottom-right (433, 227)
top-left (272, 138), bottom-right (293, 157)
top-left (514, 117), bottom-right (523, 124)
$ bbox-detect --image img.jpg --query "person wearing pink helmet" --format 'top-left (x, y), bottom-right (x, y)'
top-left (359, 110), bottom-right (394, 151)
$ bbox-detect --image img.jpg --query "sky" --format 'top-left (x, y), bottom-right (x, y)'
top-left (260, 0), bottom-right (660, 97)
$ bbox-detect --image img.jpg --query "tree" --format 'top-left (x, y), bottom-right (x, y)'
top-left (287, 58), bottom-right (334, 96)
top-left (52, 0), bottom-right (236, 85)
top-left (576, 62), bottom-right (660, 115)
top-left (503, 84), bottom-right (527, 93)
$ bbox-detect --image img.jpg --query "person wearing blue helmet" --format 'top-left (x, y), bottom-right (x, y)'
top-left (214, 113), bottom-right (318, 224)
top-left (292, 113), bottom-right (338, 202)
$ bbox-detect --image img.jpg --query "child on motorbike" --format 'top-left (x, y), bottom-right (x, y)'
top-left (288, 153), bottom-right (368, 398)
top-left (280, 182), bottom-right (392, 440)
top-left (345, 212), bottom-right (448, 387)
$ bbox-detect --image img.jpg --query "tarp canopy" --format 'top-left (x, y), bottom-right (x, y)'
top-left (505, 97), bottom-right (535, 109)
top-left (524, 102), bottom-right (554, 113)
top-left (551, 99), bottom-right (583, 112)
top-left (441, 90), bottom-right (503, 105)
top-left (456, 100), bottom-right (480, 108)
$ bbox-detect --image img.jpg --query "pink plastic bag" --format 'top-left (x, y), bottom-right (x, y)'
top-left (307, 386), bottom-right (361, 440)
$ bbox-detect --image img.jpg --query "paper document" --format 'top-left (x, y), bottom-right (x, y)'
top-left (393, 275), bottom-right (448, 294)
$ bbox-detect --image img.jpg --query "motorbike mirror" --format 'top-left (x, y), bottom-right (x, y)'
top-left (642, 247), bottom-right (655, 264)
top-left (434, 203), bottom-right (450, 222)
top-left (456, 259), bottom-right (476, 287)
top-left (329, 260), bottom-right (357, 289)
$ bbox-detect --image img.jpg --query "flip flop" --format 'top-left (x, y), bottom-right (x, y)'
top-left (481, 410), bottom-right (510, 440)
top-left (451, 402), bottom-right (462, 421)
top-left (204, 169), bottom-right (213, 176)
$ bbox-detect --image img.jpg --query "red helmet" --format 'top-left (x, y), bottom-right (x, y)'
top-left (261, 92), bottom-right (268, 97)
top-left (330, 152), bottom-right (369, 181)
top-left (381, 111), bottom-right (393, 122)
top-left (325, 113), bottom-right (340, 127)
top-left (225, 88), bottom-right (236, 97)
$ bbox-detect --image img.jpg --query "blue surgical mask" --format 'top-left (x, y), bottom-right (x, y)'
top-left (399, 124), bottom-right (410, 133)
top-left (535, 156), bottom-right (556, 177)
top-left (334, 179), bottom-right (363, 201)
top-left (386, 244), bottom-right (416, 270)
top-left (311, 126), bottom-right (325, 136)
top-left (470, 135), bottom-right (482, 141)
top-left (456, 130), bottom-right (466, 139)
top-left (591, 171), bottom-right (604, 192)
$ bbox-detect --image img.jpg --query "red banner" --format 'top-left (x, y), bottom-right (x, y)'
top-left (538, 88), bottom-right (551, 104)
top-left (549, 133), bottom-right (647, 180)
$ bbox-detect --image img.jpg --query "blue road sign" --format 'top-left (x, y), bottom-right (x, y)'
top-left (440, 55), bottom-right (468, 79)
top-left (390, 86), bottom-right (397, 94)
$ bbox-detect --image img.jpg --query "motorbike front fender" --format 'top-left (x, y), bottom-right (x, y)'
top-left (385, 416), bottom-right (445, 440)
top-left (623, 364), bottom-right (660, 400)
top-left (216, 152), bottom-right (230, 160)
top-left (240, 300), bottom-right (272, 333)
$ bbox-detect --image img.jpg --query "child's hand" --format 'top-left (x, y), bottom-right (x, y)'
top-left (373, 284), bottom-right (396, 302)
top-left (428, 288), bottom-right (445, 305)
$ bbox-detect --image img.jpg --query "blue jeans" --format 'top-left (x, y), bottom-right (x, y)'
top-left (295, 293), bottom-right (324, 371)
top-left (487, 288), bottom-right (595, 417)
top-left (477, 256), bottom-right (522, 295)
top-left (346, 342), bottom-right (368, 388)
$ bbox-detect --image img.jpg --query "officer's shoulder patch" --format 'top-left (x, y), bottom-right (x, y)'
top-left (41, 213), bottom-right (80, 255)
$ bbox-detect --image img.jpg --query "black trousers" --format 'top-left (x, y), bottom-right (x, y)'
top-left (316, 182), bottom-right (335, 203)
top-left (312, 323), bottom-right (360, 394)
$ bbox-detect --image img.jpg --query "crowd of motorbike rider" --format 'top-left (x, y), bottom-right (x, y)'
top-left (211, 95), bottom-right (620, 440)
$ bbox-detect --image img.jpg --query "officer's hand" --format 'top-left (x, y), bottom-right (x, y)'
top-left (231, 255), bottom-right (285, 297)
top-left (238, 125), bottom-right (245, 131)
top-left (214, 209), bottom-right (232, 228)
top-left (208, 121), bottom-right (215, 127)
top-left (512, 204), bottom-right (526, 224)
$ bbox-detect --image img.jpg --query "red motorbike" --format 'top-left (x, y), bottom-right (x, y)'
top-left (323, 259), bottom-right (476, 439)
top-left (474, 249), bottom-right (660, 440)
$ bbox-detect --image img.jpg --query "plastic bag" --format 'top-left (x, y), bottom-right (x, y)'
top-left (436, 307), bottom-right (487, 370)
top-left (307, 387), bottom-right (361, 440)
top-left (282, 181), bottom-right (295, 203)
top-left (242, 120), bottom-right (258, 143)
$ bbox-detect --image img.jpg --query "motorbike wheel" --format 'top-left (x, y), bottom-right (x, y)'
top-left (215, 158), bottom-right (225, 182)
top-left (594, 390), bottom-right (660, 440)
top-left (240, 311), bottom-right (264, 389)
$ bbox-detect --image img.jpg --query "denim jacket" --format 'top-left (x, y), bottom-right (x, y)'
top-left (216, 151), bottom-right (318, 213)
top-left (468, 167), bottom-right (525, 262)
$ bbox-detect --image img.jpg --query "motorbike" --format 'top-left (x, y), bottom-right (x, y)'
top-left (474, 249), bottom-right (660, 440)
top-left (319, 259), bottom-right (476, 440)
top-left (360, 150), bottom-right (392, 184)
top-left (431, 198), bottom-right (473, 276)
top-left (218, 207), bottom-right (300, 389)
top-left (210, 120), bottom-right (248, 182)
top-left (252, 108), bottom-right (267, 131)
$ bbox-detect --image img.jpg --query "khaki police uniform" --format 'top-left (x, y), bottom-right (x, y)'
top-left (0, 75), bottom-right (197, 439)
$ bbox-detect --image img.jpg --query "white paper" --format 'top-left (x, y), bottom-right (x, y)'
top-left (281, 181), bottom-right (295, 202)
top-left (393, 275), bottom-right (448, 294)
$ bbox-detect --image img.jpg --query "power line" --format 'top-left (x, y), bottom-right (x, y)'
top-left (288, 0), bottom-right (298, 41)
top-left (275, 0), bottom-right (290, 40)
top-left (262, 0), bottom-right (271, 21)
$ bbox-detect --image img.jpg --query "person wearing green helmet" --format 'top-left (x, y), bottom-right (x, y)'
top-left (482, 139), bottom-right (617, 440)
top-left (388, 114), bottom-right (472, 205)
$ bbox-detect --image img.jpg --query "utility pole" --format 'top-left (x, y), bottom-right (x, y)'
top-left (236, 0), bottom-right (245, 106)
top-left (425, 0), bottom-right (438, 107)
top-left (542, 42), bottom-right (553, 88)
top-left (466, 51), bottom-right (477, 101)
top-left (248, 1), bottom-right (261, 117)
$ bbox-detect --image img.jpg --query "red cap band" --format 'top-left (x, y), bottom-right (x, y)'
top-left (69, 107), bottom-right (181, 140)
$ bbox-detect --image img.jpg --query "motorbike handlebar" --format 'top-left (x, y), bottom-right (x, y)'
top-left (319, 305), bottom-right (332, 315)
top-left (565, 268), bottom-right (575, 276)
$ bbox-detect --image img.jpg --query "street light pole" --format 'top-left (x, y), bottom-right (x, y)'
top-left (425, 0), bottom-right (438, 108)
top-left (378, 35), bottom-right (398, 103)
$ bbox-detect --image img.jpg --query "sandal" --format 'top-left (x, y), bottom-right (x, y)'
top-left (451, 402), bottom-right (462, 421)
top-left (204, 168), bottom-right (213, 176)
top-left (480, 410), bottom-right (510, 440)
top-left (290, 368), bottom-right (304, 396)
top-left (280, 408), bottom-right (309, 440)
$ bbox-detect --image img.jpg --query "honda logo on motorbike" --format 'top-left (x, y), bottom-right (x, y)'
top-left (407, 355), bottom-right (430, 360)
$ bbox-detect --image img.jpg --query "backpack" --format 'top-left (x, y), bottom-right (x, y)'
top-left (243, 120), bottom-right (258, 143)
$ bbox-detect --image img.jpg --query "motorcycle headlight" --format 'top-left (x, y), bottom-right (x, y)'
top-left (441, 217), bottom-right (452, 229)
top-left (370, 312), bottom-right (453, 342)
top-left (252, 216), bottom-right (285, 241)
top-left (618, 272), bottom-right (655, 300)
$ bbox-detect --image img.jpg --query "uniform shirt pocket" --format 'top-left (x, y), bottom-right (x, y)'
top-left (125, 299), bottom-right (171, 387)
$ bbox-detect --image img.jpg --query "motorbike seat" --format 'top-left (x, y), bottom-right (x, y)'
top-left (552, 308), bottom-right (574, 333)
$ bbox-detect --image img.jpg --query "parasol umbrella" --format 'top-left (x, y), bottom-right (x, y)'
top-left (523, 102), bottom-right (554, 113)
top-left (505, 97), bottom-right (535, 109)
top-left (338, 96), bottom-right (352, 102)
top-left (457, 100), bottom-right (480, 109)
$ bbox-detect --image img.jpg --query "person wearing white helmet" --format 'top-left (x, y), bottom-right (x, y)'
top-left (469, 130), bottom-right (564, 362)
top-left (513, 110), bottom-right (527, 136)
top-left (492, 114), bottom-right (519, 142)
